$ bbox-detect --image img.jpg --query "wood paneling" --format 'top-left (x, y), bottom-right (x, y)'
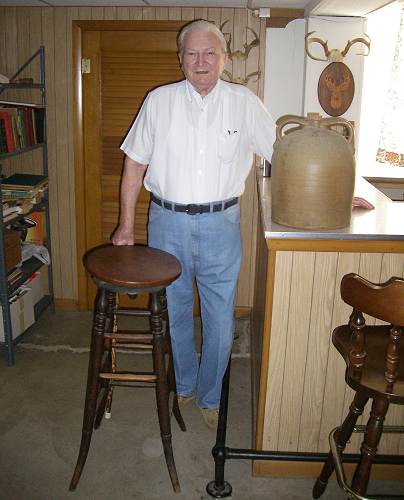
top-left (260, 249), bottom-right (404, 458)
top-left (0, 6), bottom-right (266, 308)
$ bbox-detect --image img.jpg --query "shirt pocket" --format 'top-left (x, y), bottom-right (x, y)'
top-left (218, 131), bottom-right (240, 164)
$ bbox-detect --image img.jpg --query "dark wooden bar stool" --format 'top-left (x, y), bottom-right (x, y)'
top-left (69, 244), bottom-right (185, 493)
top-left (313, 273), bottom-right (404, 500)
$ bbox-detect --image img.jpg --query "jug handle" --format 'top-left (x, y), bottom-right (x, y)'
top-left (320, 117), bottom-right (355, 145)
top-left (275, 115), bottom-right (308, 142)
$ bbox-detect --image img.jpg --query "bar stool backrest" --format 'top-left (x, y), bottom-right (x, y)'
top-left (340, 273), bottom-right (404, 387)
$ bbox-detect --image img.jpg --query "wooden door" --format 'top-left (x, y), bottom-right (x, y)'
top-left (80, 23), bottom-right (184, 308)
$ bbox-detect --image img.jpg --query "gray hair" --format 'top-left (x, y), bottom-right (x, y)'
top-left (178, 20), bottom-right (227, 55)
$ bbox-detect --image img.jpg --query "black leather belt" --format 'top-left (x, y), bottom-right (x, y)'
top-left (151, 194), bottom-right (238, 215)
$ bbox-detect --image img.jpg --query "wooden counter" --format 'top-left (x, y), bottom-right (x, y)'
top-left (251, 173), bottom-right (404, 478)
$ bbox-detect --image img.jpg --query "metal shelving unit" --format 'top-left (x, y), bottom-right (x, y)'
top-left (0, 46), bottom-right (54, 366)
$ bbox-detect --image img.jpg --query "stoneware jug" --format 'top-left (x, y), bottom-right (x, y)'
top-left (271, 114), bottom-right (355, 230)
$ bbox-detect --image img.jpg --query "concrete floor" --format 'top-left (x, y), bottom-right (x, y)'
top-left (1, 310), bottom-right (403, 500)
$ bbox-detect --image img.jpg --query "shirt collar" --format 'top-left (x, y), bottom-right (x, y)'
top-left (185, 79), bottom-right (221, 107)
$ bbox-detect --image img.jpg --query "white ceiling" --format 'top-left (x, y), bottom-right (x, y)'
top-left (0, 0), bottom-right (396, 17)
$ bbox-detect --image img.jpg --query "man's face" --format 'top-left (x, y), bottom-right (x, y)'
top-left (180, 30), bottom-right (228, 97)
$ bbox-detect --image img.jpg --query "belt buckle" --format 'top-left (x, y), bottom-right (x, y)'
top-left (185, 204), bottom-right (201, 215)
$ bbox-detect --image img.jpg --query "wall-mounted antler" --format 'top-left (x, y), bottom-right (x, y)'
top-left (222, 70), bottom-right (261, 86)
top-left (305, 31), bottom-right (371, 63)
top-left (340, 34), bottom-right (371, 58)
top-left (220, 20), bottom-right (260, 61)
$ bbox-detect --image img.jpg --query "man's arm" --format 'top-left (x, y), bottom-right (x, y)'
top-left (111, 156), bottom-right (148, 245)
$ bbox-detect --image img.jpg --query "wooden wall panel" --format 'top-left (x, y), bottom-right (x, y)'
top-left (262, 251), bottom-right (293, 450)
top-left (55, 7), bottom-right (75, 299)
top-left (298, 252), bottom-right (338, 452)
top-left (261, 250), bottom-right (404, 455)
top-left (41, 7), bottom-right (61, 296)
top-left (278, 251), bottom-right (315, 451)
top-left (317, 252), bottom-right (360, 452)
top-left (0, 6), bottom-right (266, 307)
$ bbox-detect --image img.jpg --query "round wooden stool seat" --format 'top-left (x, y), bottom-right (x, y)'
top-left (83, 244), bottom-right (181, 290)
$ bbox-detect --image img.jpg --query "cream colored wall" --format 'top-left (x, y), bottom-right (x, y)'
top-left (0, 6), bottom-right (267, 307)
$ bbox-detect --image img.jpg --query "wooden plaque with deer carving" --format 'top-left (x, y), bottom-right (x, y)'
top-left (317, 61), bottom-right (354, 117)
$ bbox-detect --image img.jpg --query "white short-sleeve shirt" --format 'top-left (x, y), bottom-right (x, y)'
top-left (120, 79), bottom-right (276, 204)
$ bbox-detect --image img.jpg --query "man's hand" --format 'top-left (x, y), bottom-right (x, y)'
top-left (111, 226), bottom-right (134, 246)
top-left (352, 196), bottom-right (375, 210)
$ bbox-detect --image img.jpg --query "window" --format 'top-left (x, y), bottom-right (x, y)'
top-left (376, 7), bottom-right (404, 167)
top-left (356, 1), bottom-right (402, 172)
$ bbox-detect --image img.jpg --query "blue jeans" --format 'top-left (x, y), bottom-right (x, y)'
top-left (148, 200), bottom-right (242, 409)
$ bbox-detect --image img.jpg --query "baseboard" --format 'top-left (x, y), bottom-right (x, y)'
top-left (54, 298), bottom-right (79, 311)
top-left (252, 460), bottom-right (404, 480)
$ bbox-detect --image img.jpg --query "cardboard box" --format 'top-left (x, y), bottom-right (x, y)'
top-left (24, 271), bottom-right (47, 305)
top-left (5, 228), bottom-right (22, 273)
top-left (0, 287), bottom-right (35, 342)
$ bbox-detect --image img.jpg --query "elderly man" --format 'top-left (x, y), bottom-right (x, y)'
top-left (112, 19), bottom-right (276, 430)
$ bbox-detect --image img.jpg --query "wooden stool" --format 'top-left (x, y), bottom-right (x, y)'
top-left (69, 244), bottom-right (185, 493)
top-left (313, 273), bottom-right (404, 499)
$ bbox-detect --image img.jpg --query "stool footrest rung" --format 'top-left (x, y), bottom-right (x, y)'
top-left (105, 331), bottom-right (153, 341)
top-left (110, 381), bottom-right (156, 388)
top-left (116, 308), bottom-right (151, 317)
top-left (99, 372), bottom-right (157, 382)
top-left (112, 342), bottom-right (153, 350)
top-left (329, 427), bottom-right (404, 500)
top-left (353, 424), bottom-right (404, 434)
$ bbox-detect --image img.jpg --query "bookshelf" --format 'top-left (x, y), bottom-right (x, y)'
top-left (0, 47), bottom-right (54, 366)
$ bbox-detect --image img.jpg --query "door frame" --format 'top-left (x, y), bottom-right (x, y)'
top-left (72, 20), bottom-right (185, 310)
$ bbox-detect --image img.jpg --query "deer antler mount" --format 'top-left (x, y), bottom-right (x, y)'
top-left (305, 31), bottom-right (370, 117)
top-left (220, 21), bottom-right (260, 62)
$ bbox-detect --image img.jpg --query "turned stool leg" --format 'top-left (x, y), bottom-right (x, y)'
top-left (167, 345), bottom-right (186, 432)
top-left (150, 291), bottom-right (181, 493)
top-left (313, 392), bottom-right (369, 498)
top-left (94, 291), bottom-right (117, 428)
top-left (351, 398), bottom-right (389, 495)
top-left (159, 289), bottom-right (186, 433)
top-left (69, 288), bottom-right (110, 490)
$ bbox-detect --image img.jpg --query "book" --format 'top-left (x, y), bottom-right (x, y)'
top-left (3, 212), bottom-right (20, 224)
top-left (33, 108), bottom-right (45, 143)
top-left (23, 107), bottom-right (35, 146)
top-left (31, 109), bottom-right (37, 144)
top-left (1, 173), bottom-right (48, 190)
top-left (16, 110), bottom-right (25, 148)
top-left (1, 190), bottom-right (39, 199)
top-left (17, 109), bottom-right (27, 148)
top-left (2, 204), bottom-right (22, 217)
top-left (0, 119), bottom-right (7, 153)
top-left (0, 108), bottom-right (21, 148)
top-left (0, 111), bottom-right (15, 152)
top-left (7, 267), bottom-right (22, 282)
